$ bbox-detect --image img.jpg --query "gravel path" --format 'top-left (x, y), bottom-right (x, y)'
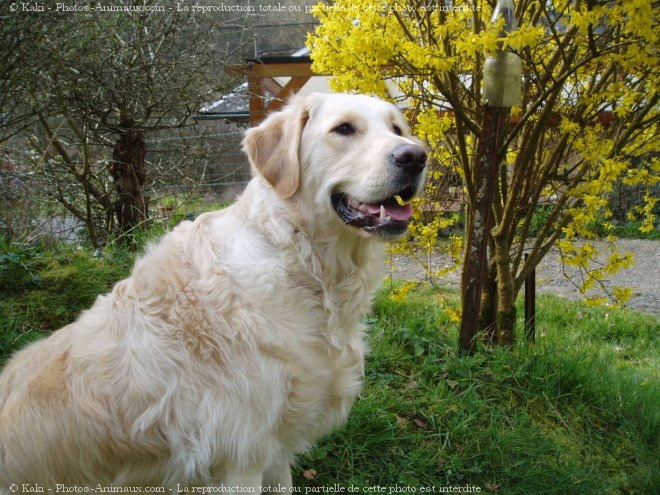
top-left (389, 239), bottom-right (660, 315)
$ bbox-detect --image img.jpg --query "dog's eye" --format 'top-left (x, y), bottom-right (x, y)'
top-left (393, 125), bottom-right (403, 136)
top-left (333, 122), bottom-right (356, 136)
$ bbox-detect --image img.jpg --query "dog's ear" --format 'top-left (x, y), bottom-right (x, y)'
top-left (242, 97), bottom-right (309, 199)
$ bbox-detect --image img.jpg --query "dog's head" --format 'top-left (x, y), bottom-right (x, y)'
top-left (242, 93), bottom-right (426, 240)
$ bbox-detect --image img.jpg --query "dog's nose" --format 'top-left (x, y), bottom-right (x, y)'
top-left (391, 144), bottom-right (427, 174)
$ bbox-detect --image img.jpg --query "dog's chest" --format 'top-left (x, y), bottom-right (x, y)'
top-left (279, 332), bottom-right (366, 447)
top-left (213, 231), bottom-right (379, 445)
top-left (250, 259), bottom-right (373, 444)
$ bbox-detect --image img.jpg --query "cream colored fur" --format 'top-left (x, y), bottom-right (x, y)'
top-left (0, 93), bottom-right (424, 491)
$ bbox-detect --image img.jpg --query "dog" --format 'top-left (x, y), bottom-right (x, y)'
top-left (0, 93), bottom-right (426, 491)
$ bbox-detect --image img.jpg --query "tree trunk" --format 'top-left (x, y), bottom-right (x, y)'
top-left (110, 120), bottom-right (148, 242)
top-left (479, 258), bottom-right (498, 344)
top-left (493, 233), bottom-right (516, 346)
top-left (459, 107), bottom-right (509, 355)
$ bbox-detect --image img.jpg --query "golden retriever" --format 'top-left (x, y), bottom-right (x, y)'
top-left (0, 93), bottom-right (426, 491)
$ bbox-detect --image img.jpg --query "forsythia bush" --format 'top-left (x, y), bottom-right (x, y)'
top-left (308, 0), bottom-right (659, 321)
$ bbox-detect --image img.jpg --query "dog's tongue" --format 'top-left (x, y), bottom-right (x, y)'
top-left (363, 202), bottom-right (413, 221)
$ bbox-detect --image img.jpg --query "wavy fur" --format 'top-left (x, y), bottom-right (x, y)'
top-left (0, 93), bottom-right (424, 491)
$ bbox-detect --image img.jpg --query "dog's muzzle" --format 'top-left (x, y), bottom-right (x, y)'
top-left (331, 143), bottom-right (427, 240)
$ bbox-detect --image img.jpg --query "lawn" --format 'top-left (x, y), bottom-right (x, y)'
top-left (294, 287), bottom-right (659, 494)
top-left (1, 243), bottom-right (658, 494)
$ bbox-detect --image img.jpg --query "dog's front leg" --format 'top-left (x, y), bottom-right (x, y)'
top-left (223, 471), bottom-right (263, 495)
top-left (262, 458), bottom-right (292, 491)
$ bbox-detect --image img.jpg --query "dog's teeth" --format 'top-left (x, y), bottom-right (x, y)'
top-left (385, 215), bottom-right (392, 222)
top-left (380, 205), bottom-right (386, 221)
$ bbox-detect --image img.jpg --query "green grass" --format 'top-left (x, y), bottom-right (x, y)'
top-left (293, 288), bottom-right (659, 494)
top-left (581, 217), bottom-right (660, 240)
top-left (0, 241), bottom-right (135, 360)
top-left (0, 243), bottom-right (658, 494)
top-left (609, 220), bottom-right (660, 240)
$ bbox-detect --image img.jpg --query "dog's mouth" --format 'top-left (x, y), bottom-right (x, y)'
top-left (331, 187), bottom-right (417, 238)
